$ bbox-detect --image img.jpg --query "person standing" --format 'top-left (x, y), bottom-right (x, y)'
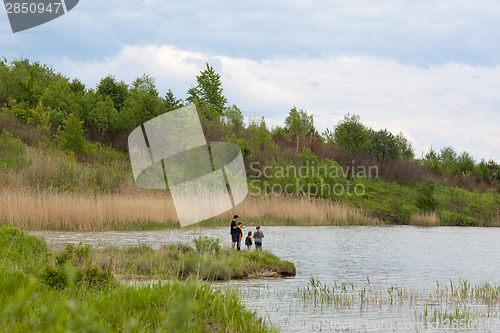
top-left (230, 215), bottom-right (239, 249)
top-left (236, 221), bottom-right (243, 250)
top-left (245, 231), bottom-right (253, 251)
top-left (253, 226), bottom-right (264, 250)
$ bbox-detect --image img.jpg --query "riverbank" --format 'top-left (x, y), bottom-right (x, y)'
top-left (0, 226), bottom-right (280, 331)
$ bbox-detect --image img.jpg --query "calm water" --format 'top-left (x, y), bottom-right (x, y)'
top-left (30, 226), bottom-right (500, 332)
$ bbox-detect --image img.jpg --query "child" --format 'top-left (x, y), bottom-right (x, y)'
top-left (253, 226), bottom-right (264, 250)
top-left (236, 221), bottom-right (243, 250)
top-left (245, 231), bottom-right (253, 251)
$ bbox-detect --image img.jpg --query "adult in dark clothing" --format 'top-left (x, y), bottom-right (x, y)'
top-left (230, 215), bottom-right (239, 248)
top-left (236, 221), bottom-right (243, 250)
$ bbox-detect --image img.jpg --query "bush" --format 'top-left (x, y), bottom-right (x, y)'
top-left (39, 243), bottom-right (114, 289)
top-left (0, 130), bottom-right (26, 153)
top-left (439, 210), bottom-right (479, 227)
top-left (59, 113), bottom-right (86, 156)
top-left (416, 178), bottom-right (438, 212)
top-left (193, 236), bottom-right (221, 255)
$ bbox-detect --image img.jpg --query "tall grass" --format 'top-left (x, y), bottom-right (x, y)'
top-left (0, 226), bottom-right (275, 332)
top-left (0, 189), bottom-right (377, 230)
top-left (0, 189), bottom-right (178, 230)
top-left (295, 277), bottom-right (500, 308)
top-left (409, 211), bottom-right (440, 226)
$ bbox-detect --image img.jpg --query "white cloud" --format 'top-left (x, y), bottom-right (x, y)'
top-left (55, 44), bottom-right (500, 162)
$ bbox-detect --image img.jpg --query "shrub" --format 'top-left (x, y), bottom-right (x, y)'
top-left (59, 113), bottom-right (86, 156)
top-left (193, 236), bottom-right (220, 255)
top-left (439, 210), bottom-right (479, 227)
top-left (0, 130), bottom-right (26, 153)
top-left (416, 178), bottom-right (438, 212)
top-left (39, 242), bottom-right (114, 289)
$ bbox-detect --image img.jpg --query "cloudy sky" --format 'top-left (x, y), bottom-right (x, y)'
top-left (1, 0), bottom-right (499, 161)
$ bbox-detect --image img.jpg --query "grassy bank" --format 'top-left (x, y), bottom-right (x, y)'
top-left (92, 236), bottom-right (296, 281)
top-left (0, 226), bottom-right (277, 332)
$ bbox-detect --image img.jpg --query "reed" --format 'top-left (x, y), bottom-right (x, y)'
top-left (0, 189), bottom-right (378, 230)
top-left (293, 277), bottom-right (500, 308)
top-left (409, 211), bottom-right (440, 226)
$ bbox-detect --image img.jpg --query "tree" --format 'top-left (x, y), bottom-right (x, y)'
top-left (331, 113), bottom-right (371, 161)
top-left (456, 151), bottom-right (475, 175)
top-left (41, 81), bottom-right (85, 128)
top-left (369, 129), bottom-right (400, 160)
top-left (248, 117), bottom-right (275, 153)
top-left (60, 113), bottom-right (86, 155)
top-left (121, 74), bottom-right (164, 128)
top-left (439, 146), bottom-right (457, 174)
top-left (395, 132), bottom-right (414, 159)
top-left (284, 107), bottom-right (314, 152)
top-left (97, 75), bottom-right (128, 112)
top-left (70, 79), bottom-right (86, 94)
top-left (223, 104), bottom-right (244, 132)
top-left (423, 147), bottom-right (443, 174)
top-left (416, 178), bottom-right (438, 212)
top-left (164, 89), bottom-right (183, 111)
top-left (186, 63), bottom-right (227, 121)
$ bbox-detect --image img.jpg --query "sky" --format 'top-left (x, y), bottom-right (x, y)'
top-left (1, 0), bottom-right (499, 161)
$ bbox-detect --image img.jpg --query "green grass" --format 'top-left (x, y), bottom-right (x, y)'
top-left (0, 226), bottom-right (276, 332)
top-left (345, 177), bottom-right (499, 226)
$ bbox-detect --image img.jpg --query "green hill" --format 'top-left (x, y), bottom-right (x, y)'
top-left (0, 59), bottom-right (498, 228)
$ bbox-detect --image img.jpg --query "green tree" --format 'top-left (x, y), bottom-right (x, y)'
top-left (439, 146), bottom-right (457, 174)
top-left (416, 178), bottom-right (438, 212)
top-left (395, 132), bottom-right (414, 159)
top-left (223, 104), bottom-right (244, 132)
top-left (284, 107), bottom-right (314, 152)
top-left (369, 129), bottom-right (400, 160)
top-left (122, 74), bottom-right (165, 128)
top-left (69, 79), bottom-right (86, 94)
top-left (186, 63), bottom-right (227, 121)
top-left (0, 59), bottom-right (62, 107)
top-left (41, 81), bottom-right (85, 128)
top-left (456, 151), bottom-right (475, 175)
top-left (423, 147), bottom-right (443, 174)
top-left (331, 113), bottom-right (371, 161)
top-left (487, 159), bottom-right (500, 183)
top-left (248, 117), bottom-right (275, 153)
top-left (96, 75), bottom-right (128, 112)
top-left (60, 113), bottom-right (86, 155)
top-left (164, 89), bottom-right (183, 111)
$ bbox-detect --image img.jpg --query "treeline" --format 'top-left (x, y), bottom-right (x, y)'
top-left (0, 59), bottom-right (498, 191)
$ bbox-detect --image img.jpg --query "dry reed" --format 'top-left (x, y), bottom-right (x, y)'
top-left (409, 211), bottom-right (440, 227)
top-left (0, 189), bottom-right (377, 230)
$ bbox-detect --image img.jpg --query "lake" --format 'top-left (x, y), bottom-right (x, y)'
top-left (30, 226), bottom-right (500, 332)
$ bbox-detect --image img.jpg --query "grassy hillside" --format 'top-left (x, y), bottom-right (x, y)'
top-left (0, 59), bottom-right (498, 229)
top-left (0, 110), bottom-right (498, 229)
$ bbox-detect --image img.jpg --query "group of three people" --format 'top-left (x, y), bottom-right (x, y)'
top-left (230, 215), bottom-right (264, 251)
